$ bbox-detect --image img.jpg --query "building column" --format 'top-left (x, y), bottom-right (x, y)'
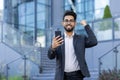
top-left (110, 0), bottom-right (120, 16)
top-left (51, 0), bottom-right (64, 29)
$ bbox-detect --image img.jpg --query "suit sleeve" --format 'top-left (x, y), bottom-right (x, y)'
top-left (84, 25), bottom-right (98, 48)
top-left (48, 46), bottom-right (56, 59)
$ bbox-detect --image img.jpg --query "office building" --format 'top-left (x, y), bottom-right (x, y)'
top-left (0, 0), bottom-right (120, 80)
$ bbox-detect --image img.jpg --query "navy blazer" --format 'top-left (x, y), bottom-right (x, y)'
top-left (48, 25), bottom-right (98, 80)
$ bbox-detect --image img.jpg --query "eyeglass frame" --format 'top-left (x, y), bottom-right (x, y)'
top-left (63, 19), bottom-right (76, 23)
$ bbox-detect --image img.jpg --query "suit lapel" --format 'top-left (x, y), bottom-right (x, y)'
top-left (61, 35), bottom-right (65, 70)
top-left (73, 33), bottom-right (77, 50)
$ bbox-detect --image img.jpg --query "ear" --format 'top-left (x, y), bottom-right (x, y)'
top-left (61, 22), bottom-right (64, 26)
top-left (75, 22), bottom-right (77, 25)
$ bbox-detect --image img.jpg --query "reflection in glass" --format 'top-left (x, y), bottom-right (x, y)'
top-left (114, 18), bottom-right (120, 39)
top-left (94, 19), bottom-right (112, 41)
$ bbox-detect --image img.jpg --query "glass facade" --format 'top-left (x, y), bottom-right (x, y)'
top-left (95, 0), bottom-right (110, 19)
top-left (3, 0), bottom-right (120, 46)
top-left (64, 0), bottom-right (110, 21)
top-left (2, 1), bottom-right (120, 79)
top-left (64, 0), bottom-right (118, 41)
top-left (64, 0), bottom-right (95, 22)
top-left (4, 0), bottom-right (51, 47)
top-left (64, 0), bottom-right (94, 35)
top-left (94, 19), bottom-right (113, 41)
top-left (114, 18), bottom-right (120, 39)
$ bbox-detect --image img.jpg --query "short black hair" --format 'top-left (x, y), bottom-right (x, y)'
top-left (63, 10), bottom-right (77, 21)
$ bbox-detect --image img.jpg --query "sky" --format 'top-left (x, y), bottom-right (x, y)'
top-left (0, 0), bottom-right (3, 10)
top-left (95, 0), bottom-right (109, 9)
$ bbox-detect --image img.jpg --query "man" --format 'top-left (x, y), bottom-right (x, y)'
top-left (48, 10), bottom-right (98, 80)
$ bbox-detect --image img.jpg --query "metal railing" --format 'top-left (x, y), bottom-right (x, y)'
top-left (2, 22), bottom-right (34, 54)
top-left (3, 42), bottom-right (42, 80)
top-left (0, 21), bottom-right (42, 64)
top-left (1, 16), bottom-right (120, 80)
top-left (5, 55), bottom-right (39, 80)
top-left (98, 43), bottom-right (120, 75)
top-left (0, 21), bottom-right (43, 80)
top-left (4, 41), bottom-right (42, 80)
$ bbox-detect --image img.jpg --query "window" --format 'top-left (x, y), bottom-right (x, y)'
top-left (94, 19), bottom-right (113, 41)
top-left (114, 18), bottom-right (120, 39)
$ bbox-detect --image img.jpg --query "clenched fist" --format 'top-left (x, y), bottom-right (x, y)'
top-left (80, 20), bottom-right (87, 27)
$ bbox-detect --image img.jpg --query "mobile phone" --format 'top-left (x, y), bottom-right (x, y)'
top-left (55, 31), bottom-right (61, 37)
top-left (55, 31), bottom-right (62, 44)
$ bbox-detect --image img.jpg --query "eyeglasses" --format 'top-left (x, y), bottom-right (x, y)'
top-left (63, 19), bottom-right (75, 23)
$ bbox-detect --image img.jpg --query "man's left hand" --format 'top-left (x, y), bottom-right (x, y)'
top-left (80, 20), bottom-right (87, 27)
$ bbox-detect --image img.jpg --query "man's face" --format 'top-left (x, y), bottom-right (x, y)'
top-left (62, 15), bottom-right (76, 32)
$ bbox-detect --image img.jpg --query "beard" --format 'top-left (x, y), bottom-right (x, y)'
top-left (64, 24), bottom-right (74, 32)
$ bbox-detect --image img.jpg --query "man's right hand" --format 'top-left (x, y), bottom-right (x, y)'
top-left (51, 36), bottom-right (64, 49)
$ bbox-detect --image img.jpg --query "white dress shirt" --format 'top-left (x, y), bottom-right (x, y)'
top-left (64, 32), bottom-right (80, 72)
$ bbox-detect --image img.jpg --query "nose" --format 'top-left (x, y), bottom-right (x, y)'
top-left (67, 21), bottom-right (71, 24)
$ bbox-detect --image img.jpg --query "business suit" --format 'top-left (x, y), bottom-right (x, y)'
top-left (48, 25), bottom-right (98, 80)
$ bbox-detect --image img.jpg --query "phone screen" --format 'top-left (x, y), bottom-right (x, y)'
top-left (55, 31), bottom-right (61, 37)
top-left (55, 31), bottom-right (63, 44)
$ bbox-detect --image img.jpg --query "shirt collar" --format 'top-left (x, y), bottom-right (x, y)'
top-left (64, 32), bottom-right (74, 38)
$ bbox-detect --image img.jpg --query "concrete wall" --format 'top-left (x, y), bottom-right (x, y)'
top-left (110, 0), bottom-right (120, 16)
top-left (0, 43), bottom-right (40, 76)
top-left (86, 40), bottom-right (120, 72)
top-left (0, 43), bottom-right (21, 65)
